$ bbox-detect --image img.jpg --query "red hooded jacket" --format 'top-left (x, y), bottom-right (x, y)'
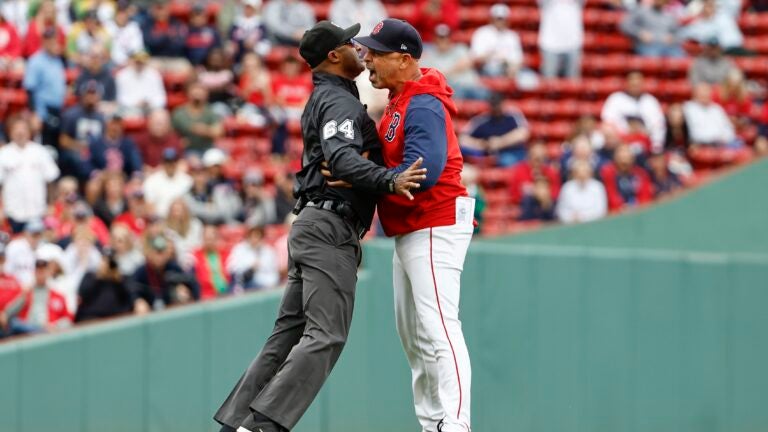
top-left (377, 68), bottom-right (468, 236)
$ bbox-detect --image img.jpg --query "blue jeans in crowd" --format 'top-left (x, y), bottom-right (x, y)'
top-left (635, 42), bottom-right (686, 58)
top-left (540, 49), bottom-right (582, 79)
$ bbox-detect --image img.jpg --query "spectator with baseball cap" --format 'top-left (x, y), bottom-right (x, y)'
top-left (116, 50), bottom-right (168, 116)
top-left (0, 117), bottom-right (60, 234)
top-left (186, 3), bottom-right (221, 66)
top-left (460, 92), bottom-right (531, 167)
top-left (141, 1), bottom-right (191, 72)
top-left (421, 24), bottom-right (489, 101)
top-left (4, 219), bottom-right (48, 290)
top-left (238, 168), bottom-right (277, 226)
top-left (470, 3), bottom-right (524, 79)
top-left (129, 233), bottom-right (199, 313)
top-left (66, 9), bottom-right (112, 65)
top-left (106, 0), bottom-right (145, 67)
top-left (185, 153), bottom-right (242, 225)
top-left (59, 79), bottom-right (107, 181)
top-left (74, 45), bottom-right (117, 105)
top-left (88, 113), bottom-right (144, 178)
top-left (688, 37), bottom-right (738, 85)
top-left (114, 186), bottom-right (153, 236)
top-left (12, 249), bottom-right (73, 333)
top-left (227, 0), bottom-right (271, 63)
top-left (143, 147), bottom-right (193, 217)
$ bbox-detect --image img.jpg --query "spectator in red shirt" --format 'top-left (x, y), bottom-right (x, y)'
top-left (599, 144), bottom-right (654, 211)
top-left (16, 255), bottom-right (73, 332)
top-left (56, 200), bottom-right (111, 248)
top-left (22, 0), bottom-right (66, 58)
top-left (410, 0), bottom-right (460, 43)
top-left (193, 224), bottom-right (231, 300)
top-left (271, 54), bottom-right (312, 121)
top-left (509, 142), bottom-right (561, 204)
top-left (0, 243), bottom-right (31, 338)
top-left (713, 69), bottom-right (755, 138)
top-left (0, 15), bottom-right (22, 71)
top-left (620, 115), bottom-right (654, 158)
top-left (756, 103), bottom-right (768, 155)
top-left (133, 109), bottom-right (184, 168)
top-left (238, 52), bottom-right (273, 117)
top-left (114, 188), bottom-right (154, 236)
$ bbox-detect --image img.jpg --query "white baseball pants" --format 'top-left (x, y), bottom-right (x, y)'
top-left (393, 200), bottom-right (474, 432)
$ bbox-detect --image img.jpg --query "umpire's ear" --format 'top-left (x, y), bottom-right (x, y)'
top-left (326, 49), bottom-right (342, 64)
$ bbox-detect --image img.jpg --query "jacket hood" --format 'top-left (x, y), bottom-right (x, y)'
top-left (398, 68), bottom-right (457, 115)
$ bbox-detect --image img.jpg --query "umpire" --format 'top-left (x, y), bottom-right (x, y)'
top-left (214, 21), bottom-right (427, 432)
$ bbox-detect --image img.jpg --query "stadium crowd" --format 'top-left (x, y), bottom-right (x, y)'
top-left (0, 0), bottom-right (767, 338)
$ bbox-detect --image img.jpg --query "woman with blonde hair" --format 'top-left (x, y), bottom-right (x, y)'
top-left (165, 198), bottom-right (203, 271)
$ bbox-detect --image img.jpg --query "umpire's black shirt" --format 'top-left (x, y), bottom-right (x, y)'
top-left (296, 72), bottom-right (396, 229)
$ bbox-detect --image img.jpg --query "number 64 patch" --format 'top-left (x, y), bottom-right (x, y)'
top-left (323, 119), bottom-right (355, 140)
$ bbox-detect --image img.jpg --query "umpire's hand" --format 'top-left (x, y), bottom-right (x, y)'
top-left (321, 157), bottom-right (427, 201)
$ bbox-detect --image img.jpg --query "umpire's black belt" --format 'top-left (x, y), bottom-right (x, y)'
top-left (304, 200), bottom-right (367, 240)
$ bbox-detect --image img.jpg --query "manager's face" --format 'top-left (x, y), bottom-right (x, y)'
top-left (363, 48), bottom-right (404, 90)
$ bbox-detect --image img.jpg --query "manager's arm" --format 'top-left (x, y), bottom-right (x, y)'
top-left (390, 96), bottom-right (449, 191)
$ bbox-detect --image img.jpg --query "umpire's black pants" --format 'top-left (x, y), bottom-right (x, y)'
top-left (214, 207), bottom-right (362, 430)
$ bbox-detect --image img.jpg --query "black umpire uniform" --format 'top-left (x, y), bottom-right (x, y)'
top-left (214, 21), bottom-right (403, 432)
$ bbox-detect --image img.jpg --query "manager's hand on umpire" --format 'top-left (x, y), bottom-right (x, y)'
top-left (321, 157), bottom-right (427, 201)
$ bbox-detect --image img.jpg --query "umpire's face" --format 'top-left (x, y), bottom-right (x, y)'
top-left (333, 41), bottom-right (365, 79)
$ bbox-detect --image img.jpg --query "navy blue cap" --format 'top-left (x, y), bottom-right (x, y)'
top-left (355, 19), bottom-right (423, 59)
top-left (162, 147), bottom-right (179, 162)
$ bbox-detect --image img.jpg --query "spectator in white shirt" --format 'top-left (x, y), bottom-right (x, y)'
top-left (226, 223), bottom-right (279, 291)
top-left (3, 219), bottom-right (47, 288)
top-left (0, 117), bottom-right (60, 233)
top-left (116, 50), bottom-right (167, 117)
top-left (556, 160), bottom-right (607, 224)
top-left (262, 0), bottom-right (316, 46)
top-left (538, 0), bottom-right (584, 78)
top-left (330, 0), bottom-right (387, 35)
top-left (470, 3), bottom-right (523, 79)
top-left (142, 148), bottom-right (193, 217)
top-left (105, 1), bottom-right (144, 67)
top-left (680, 0), bottom-right (745, 54)
top-left (683, 82), bottom-right (740, 147)
top-left (422, 24), bottom-right (489, 100)
top-left (601, 71), bottom-right (666, 152)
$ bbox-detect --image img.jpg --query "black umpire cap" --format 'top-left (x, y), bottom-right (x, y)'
top-left (355, 19), bottom-right (423, 59)
top-left (299, 21), bottom-right (361, 69)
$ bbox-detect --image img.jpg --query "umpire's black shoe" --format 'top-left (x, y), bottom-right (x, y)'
top-left (238, 411), bottom-right (287, 432)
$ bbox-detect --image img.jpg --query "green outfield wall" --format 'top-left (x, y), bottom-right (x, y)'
top-left (1, 160), bottom-right (767, 432)
top-left (495, 159), bottom-right (768, 254)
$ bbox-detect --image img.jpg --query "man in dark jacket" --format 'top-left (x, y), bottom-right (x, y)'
top-left (213, 21), bottom-right (426, 432)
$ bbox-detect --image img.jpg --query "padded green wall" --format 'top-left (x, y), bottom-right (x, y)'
top-left (1, 244), bottom-right (767, 432)
top-left (1, 160), bottom-right (767, 431)
top-left (495, 159), bottom-right (768, 254)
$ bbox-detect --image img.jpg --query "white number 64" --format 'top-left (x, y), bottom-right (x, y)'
top-left (323, 119), bottom-right (355, 140)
